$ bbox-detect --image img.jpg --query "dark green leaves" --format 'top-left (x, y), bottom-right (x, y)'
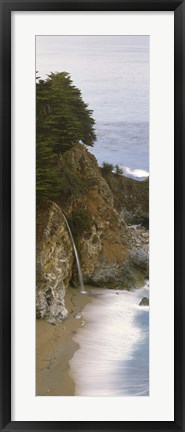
top-left (36, 72), bottom-right (96, 201)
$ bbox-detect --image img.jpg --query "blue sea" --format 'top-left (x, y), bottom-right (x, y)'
top-left (36, 35), bottom-right (149, 179)
top-left (90, 120), bottom-right (149, 179)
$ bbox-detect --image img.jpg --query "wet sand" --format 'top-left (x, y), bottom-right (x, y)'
top-left (36, 286), bottom-right (91, 396)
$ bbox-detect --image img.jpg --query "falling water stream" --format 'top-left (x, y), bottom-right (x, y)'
top-left (62, 213), bottom-right (86, 294)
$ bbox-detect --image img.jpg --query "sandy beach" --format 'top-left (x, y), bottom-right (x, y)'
top-left (37, 285), bottom-right (149, 397)
top-left (36, 286), bottom-right (91, 396)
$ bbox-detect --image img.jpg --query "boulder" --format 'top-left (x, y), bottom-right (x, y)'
top-left (139, 297), bottom-right (149, 306)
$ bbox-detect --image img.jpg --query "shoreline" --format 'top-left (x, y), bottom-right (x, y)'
top-left (36, 286), bottom-right (91, 396)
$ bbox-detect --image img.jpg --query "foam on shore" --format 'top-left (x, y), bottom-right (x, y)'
top-left (70, 284), bottom-right (149, 396)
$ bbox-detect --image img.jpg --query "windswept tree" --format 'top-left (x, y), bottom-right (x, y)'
top-left (36, 72), bottom-right (96, 153)
top-left (36, 72), bottom-right (96, 200)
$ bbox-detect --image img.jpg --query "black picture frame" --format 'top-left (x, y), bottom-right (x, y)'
top-left (0, 0), bottom-right (184, 431)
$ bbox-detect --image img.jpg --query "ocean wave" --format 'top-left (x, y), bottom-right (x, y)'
top-left (69, 286), bottom-right (149, 396)
top-left (123, 166), bottom-right (149, 180)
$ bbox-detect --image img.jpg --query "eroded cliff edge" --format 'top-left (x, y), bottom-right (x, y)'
top-left (36, 144), bottom-right (149, 322)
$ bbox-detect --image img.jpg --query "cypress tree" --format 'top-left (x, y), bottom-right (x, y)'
top-left (36, 72), bottom-right (96, 201)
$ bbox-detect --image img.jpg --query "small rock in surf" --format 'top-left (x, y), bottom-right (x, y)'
top-left (139, 297), bottom-right (149, 306)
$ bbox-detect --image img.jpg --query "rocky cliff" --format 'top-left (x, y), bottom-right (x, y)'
top-left (36, 144), bottom-right (149, 322)
top-left (36, 202), bottom-right (74, 323)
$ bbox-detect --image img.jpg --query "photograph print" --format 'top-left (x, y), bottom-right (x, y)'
top-left (36, 35), bottom-right (149, 397)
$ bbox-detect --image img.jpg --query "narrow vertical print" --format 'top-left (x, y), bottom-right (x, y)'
top-left (36, 36), bottom-right (149, 397)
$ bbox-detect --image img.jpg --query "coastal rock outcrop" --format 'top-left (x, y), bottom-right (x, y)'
top-left (61, 144), bottom-right (149, 290)
top-left (36, 202), bottom-right (74, 322)
top-left (36, 144), bottom-right (149, 321)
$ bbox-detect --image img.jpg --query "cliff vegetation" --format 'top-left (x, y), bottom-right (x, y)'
top-left (36, 72), bottom-right (149, 322)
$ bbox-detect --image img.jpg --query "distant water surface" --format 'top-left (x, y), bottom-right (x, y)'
top-left (90, 120), bottom-right (149, 178)
top-left (36, 36), bottom-right (149, 177)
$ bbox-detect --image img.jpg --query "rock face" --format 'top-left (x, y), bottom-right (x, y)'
top-left (36, 144), bottom-right (149, 322)
top-left (36, 202), bottom-right (74, 322)
top-left (107, 172), bottom-right (149, 227)
top-left (80, 232), bottom-right (149, 289)
top-left (61, 144), bottom-right (149, 290)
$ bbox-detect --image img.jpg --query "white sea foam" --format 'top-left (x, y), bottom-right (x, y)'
top-left (123, 166), bottom-right (149, 179)
top-left (69, 284), bottom-right (149, 396)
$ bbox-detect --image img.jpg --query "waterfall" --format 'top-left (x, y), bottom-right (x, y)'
top-left (62, 213), bottom-right (86, 294)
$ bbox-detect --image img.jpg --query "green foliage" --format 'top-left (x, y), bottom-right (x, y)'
top-left (36, 71), bottom-right (96, 201)
top-left (69, 208), bottom-right (92, 237)
top-left (60, 162), bottom-right (87, 200)
top-left (114, 164), bottom-right (123, 175)
top-left (36, 140), bottom-right (61, 200)
top-left (36, 71), bottom-right (96, 155)
top-left (101, 162), bottom-right (114, 176)
top-left (101, 162), bottom-right (124, 178)
top-left (59, 152), bottom-right (97, 203)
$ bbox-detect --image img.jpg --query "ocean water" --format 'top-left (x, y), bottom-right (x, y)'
top-left (36, 35), bottom-right (149, 178)
top-left (69, 284), bottom-right (149, 396)
top-left (90, 120), bottom-right (149, 178)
